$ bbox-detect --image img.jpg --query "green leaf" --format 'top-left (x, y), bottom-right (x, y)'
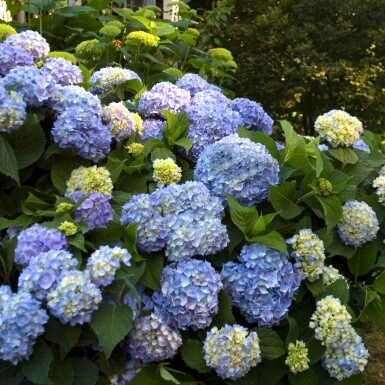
top-left (159, 365), bottom-right (181, 384)
top-left (0, 215), bottom-right (32, 231)
top-left (305, 278), bottom-right (325, 297)
top-left (72, 358), bottom-right (99, 385)
top-left (129, 366), bottom-right (158, 385)
top-left (348, 241), bottom-right (377, 278)
top-left (51, 156), bottom-right (83, 193)
top-left (0, 135), bottom-right (19, 185)
top-left (68, 233), bottom-right (87, 252)
top-left (248, 231), bottom-right (288, 254)
top-left (255, 328), bottom-right (285, 360)
top-left (90, 304), bottom-right (133, 359)
top-left (371, 271), bottom-right (385, 294)
top-left (0, 361), bottom-right (23, 385)
top-left (269, 181), bottom-right (303, 219)
top-left (180, 339), bottom-right (211, 374)
top-left (307, 337), bottom-right (325, 365)
top-left (213, 291), bottom-right (236, 327)
top-left (143, 139), bottom-right (167, 156)
top-left (363, 296), bottom-right (385, 334)
top-left (139, 253), bottom-right (164, 291)
top-left (174, 137), bottom-right (193, 153)
top-left (316, 194), bottom-right (342, 232)
top-left (161, 110), bottom-right (189, 145)
top-left (151, 147), bottom-right (176, 161)
top-left (123, 223), bottom-right (142, 261)
top-left (288, 369), bottom-right (318, 385)
top-left (318, 279), bottom-right (349, 304)
top-left (51, 357), bottom-right (74, 385)
top-left (337, 374), bottom-right (363, 385)
top-left (328, 148), bottom-right (359, 165)
top-left (22, 339), bottom-right (53, 384)
top-left (286, 316), bottom-right (299, 345)
top-left (7, 114), bottom-right (46, 169)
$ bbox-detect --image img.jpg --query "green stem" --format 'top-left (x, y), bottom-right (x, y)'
top-left (296, 190), bottom-right (316, 204)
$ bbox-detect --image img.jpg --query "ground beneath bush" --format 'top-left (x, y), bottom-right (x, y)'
top-left (363, 323), bottom-right (385, 384)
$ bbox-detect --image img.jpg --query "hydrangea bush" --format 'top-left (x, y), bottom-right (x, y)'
top-left (0, 3), bottom-right (384, 385)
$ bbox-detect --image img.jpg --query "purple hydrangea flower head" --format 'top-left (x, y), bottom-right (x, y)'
top-left (222, 243), bottom-right (301, 327)
top-left (89, 67), bottom-right (141, 93)
top-left (231, 97), bottom-right (273, 135)
top-left (138, 81), bottom-right (190, 117)
top-left (190, 89), bottom-right (231, 107)
top-left (139, 118), bottom-right (165, 142)
top-left (123, 284), bottom-right (154, 321)
top-left (52, 106), bottom-right (112, 162)
top-left (152, 258), bottom-right (223, 330)
top-left (46, 270), bottom-right (102, 326)
top-left (40, 57), bottom-right (83, 86)
top-left (15, 224), bottom-right (67, 266)
top-left (127, 313), bottom-right (182, 363)
top-left (176, 73), bottom-right (221, 97)
top-left (18, 249), bottom-right (79, 301)
top-left (0, 84), bottom-right (27, 133)
top-left (4, 30), bottom-right (49, 61)
top-left (85, 245), bottom-right (132, 287)
top-left (0, 43), bottom-right (33, 75)
top-left (1, 65), bottom-right (55, 107)
top-left (203, 324), bottom-right (261, 379)
top-left (70, 191), bottom-right (114, 231)
top-left (48, 85), bottom-right (103, 114)
top-left (0, 285), bottom-right (48, 365)
top-left (194, 134), bottom-right (280, 207)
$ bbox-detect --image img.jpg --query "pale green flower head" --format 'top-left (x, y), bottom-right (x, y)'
top-left (99, 25), bottom-right (121, 37)
top-left (106, 21), bottom-right (124, 30)
top-left (163, 67), bottom-right (184, 80)
top-left (126, 143), bottom-right (144, 157)
top-left (47, 51), bottom-right (77, 65)
top-left (0, 24), bottom-right (17, 42)
top-left (153, 158), bottom-right (182, 187)
top-left (285, 340), bottom-right (310, 374)
top-left (318, 178), bottom-right (333, 196)
top-left (208, 47), bottom-right (234, 62)
top-left (75, 39), bottom-right (104, 61)
top-left (56, 202), bottom-right (73, 214)
top-left (125, 31), bottom-right (160, 48)
top-left (58, 221), bottom-right (78, 236)
top-left (186, 28), bottom-right (200, 37)
top-left (131, 113), bottom-right (143, 134)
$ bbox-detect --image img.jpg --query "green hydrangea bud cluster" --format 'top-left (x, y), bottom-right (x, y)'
top-left (152, 158), bottom-right (182, 187)
top-left (125, 31), bottom-right (160, 47)
top-left (285, 340), bottom-right (310, 374)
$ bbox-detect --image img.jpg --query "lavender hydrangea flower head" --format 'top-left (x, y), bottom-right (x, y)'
top-left (176, 73), bottom-right (221, 97)
top-left (138, 82), bottom-right (191, 117)
top-left (0, 43), bottom-right (33, 75)
top-left (1, 65), bottom-right (55, 107)
top-left (194, 134), bottom-right (280, 207)
top-left (203, 324), bottom-right (261, 380)
top-left (48, 85), bottom-right (103, 114)
top-left (5, 30), bottom-right (50, 61)
top-left (52, 105), bottom-right (112, 162)
top-left (90, 67), bottom-right (141, 93)
top-left (123, 284), bottom-right (154, 321)
top-left (18, 249), bottom-right (79, 301)
top-left (40, 57), bottom-right (83, 85)
top-left (314, 110), bottom-right (363, 148)
top-left (0, 286), bottom-right (49, 365)
top-left (0, 85), bottom-right (27, 133)
top-left (231, 97), bottom-right (273, 135)
top-left (139, 118), bottom-right (165, 142)
top-left (127, 313), bottom-right (182, 363)
top-left (46, 270), bottom-right (102, 326)
top-left (337, 200), bottom-right (379, 248)
top-left (152, 259), bottom-right (223, 330)
top-left (222, 243), bottom-right (301, 327)
top-left (15, 224), bottom-right (67, 266)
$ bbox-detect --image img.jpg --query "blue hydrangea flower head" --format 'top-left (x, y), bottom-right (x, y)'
top-left (138, 81), bottom-right (191, 117)
top-left (15, 224), bottom-right (67, 266)
top-left (139, 118), bottom-right (165, 142)
top-left (123, 284), bottom-right (154, 321)
top-left (40, 57), bottom-right (83, 86)
top-left (176, 73), bottom-right (221, 97)
top-left (127, 313), bottom-right (182, 363)
top-left (152, 258), bottom-right (223, 330)
top-left (18, 249), bottom-right (79, 301)
top-left (194, 134), bottom-right (280, 207)
top-left (373, 166), bottom-right (385, 206)
top-left (52, 105), bottom-right (112, 162)
top-left (5, 30), bottom-right (50, 61)
top-left (222, 243), bottom-right (301, 326)
top-left (337, 200), bottom-right (379, 248)
top-left (0, 286), bottom-right (48, 365)
top-left (0, 84), bottom-right (27, 133)
top-left (1, 65), bottom-right (55, 107)
top-left (47, 270), bottom-right (102, 326)
top-left (231, 97), bottom-right (273, 135)
top-left (0, 43), bottom-right (33, 75)
top-left (204, 324), bottom-right (261, 380)
top-left (90, 67), bottom-right (141, 93)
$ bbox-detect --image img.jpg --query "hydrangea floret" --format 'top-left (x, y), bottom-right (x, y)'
top-left (373, 165), bottom-right (385, 205)
top-left (47, 51), bottom-right (77, 64)
top-left (0, 43), bottom-right (34, 75)
top-left (152, 158), bottom-right (182, 187)
top-left (152, 259), bottom-right (223, 330)
top-left (99, 25), bottom-right (121, 37)
top-left (285, 340), bottom-right (310, 374)
top-left (40, 57), bottom-right (83, 86)
top-left (176, 73), bottom-right (221, 97)
top-left (203, 324), bottom-right (261, 380)
top-left (323, 265), bottom-right (347, 287)
top-left (318, 178), bottom-right (333, 196)
top-left (125, 31), bottom-right (160, 47)
top-left (194, 134), bottom-right (280, 207)
top-left (56, 202), bottom-right (73, 214)
top-left (58, 221), bottom-right (78, 236)
top-left (287, 228), bottom-right (326, 282)
top-left (0, 24), bottom-right (16, 42)
top-left (0, 84), bottom-right (27, 132)
top-left (139, 118), bottom-right (165, 142)
top-left (337, 200), bottom-right (379, 248)
top-left (126, 143), bottom-right (144, 157)
top-left (75, 39), bottom-right (104, 61)
top-left (208, 47), bottom-right (233, 61)
top-left (314, 110), bottom-right (363, 147)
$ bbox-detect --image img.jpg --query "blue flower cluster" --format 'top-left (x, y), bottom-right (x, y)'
top-left (46, 270), bottom-right (102, 326)
top-left (85, 246), bottom-right (132, 287)
top-left (0, 84), bottom-right (26, 133)
top-left (120, 181), bottom-right (229, 261)
top-left (222, 243), bottom-right (301, 327)
top-left (353, 139), bottom-right (370, 152)
top-left (231, 97), bottom-right (273, 135)
top-left (89, 67), bottom-right (141, 93)
top-left (337, 200), bottom-right (379, 248)
top-left (138, 81), bottom-right (191, 117)
top-left (139, 118), bottom-right (165, 142)
top-left (40, 57), bottom-right (83, 86)
top-left (0, 286), bottom-right (48, 365)
top-left (52, 106), bottom-right (112, 162)
top-left (0, 43), bottom-right (33, 75)
top-left (203, 324), bottom-right (261, 380)
top-left (5, 30), bottom-right (49, 61)
top-left (127, 313), bottom-right (182, 363)
top-left (175, 73), bottom-right (220, 97)
top-left (194, 134), bottom-right (280, 207)
top-left (15, 224), bottom-right (67, 266)
top-left (123, 284), bottom-right (154, 321)
top-left (186, 91), bottom-right (242, 161)
top-left (152, 259), bottom-right (223, 330)
top-left (372, 165), bottom-right (385, 206)
top-left (1, 65), bottom-right (55, 107)
top-left (18, 249), bottom-right (79, 300)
